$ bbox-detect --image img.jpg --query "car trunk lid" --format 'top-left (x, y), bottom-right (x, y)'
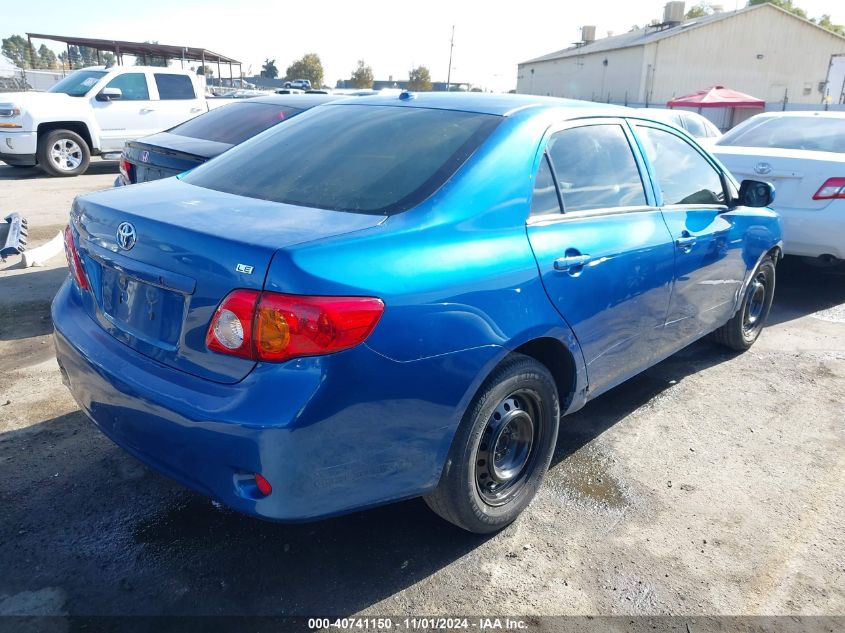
top-left (713, 145), bottom-right (845, 210)
top-left (71, 178), bottom-right (385, 383)
top-left (124, 132), bottom-right (231, 183)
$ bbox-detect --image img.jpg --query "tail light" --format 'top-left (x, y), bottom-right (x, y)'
top-left (206, 290), bottom-right (384, 363)
top-left (63, 225), bottom-right (89, 290)
top-left (812, 177), bottom-right (845, 200)
top-left (119, 155), bottom-right (134, 184)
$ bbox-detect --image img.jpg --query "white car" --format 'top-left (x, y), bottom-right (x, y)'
top-left (712, 111), bottom-right (845, 263)
top-left (637, 108), bottom-right (722, 140)
top-left (0, 65), bottom-right (213, 176)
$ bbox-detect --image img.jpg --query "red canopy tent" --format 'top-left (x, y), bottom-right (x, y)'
top-left (667, 85), bottom-right (765, 109)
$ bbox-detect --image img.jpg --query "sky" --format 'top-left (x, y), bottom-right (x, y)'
top-left (4, 0), bottom-right (845, 91)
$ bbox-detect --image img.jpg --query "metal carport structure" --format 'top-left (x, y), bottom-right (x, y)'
top-left (25, 33), bottom-right (243, 87)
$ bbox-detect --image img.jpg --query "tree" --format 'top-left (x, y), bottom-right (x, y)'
top-left (196, 65), bottom-right (214, 77)
top-left (285, 53), bottom-right (324, 88)
top-left (408, 65), bottom-right (432, 91)
top-left (685, 2), bottom-right (711, 18)
top-left (350, 59), bottom-right (374, 88)
top-left (36, 44), bottom-right (58, 69)
top-left (748, 0), bottom-right (807, 20)
top-left (261, 58), bottom-right (279, 78)
top-left (748, 0), bottom-right (844, 34)
top-left (815, 14), bottom-right (845, 36)
top-left (2, 35), bottom-right (37, 69)
top-left (134, 41), bottom-right (169, 67)
top-left (102, 51), bottom-right (115, 67)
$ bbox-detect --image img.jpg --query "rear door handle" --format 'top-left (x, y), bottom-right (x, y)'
top-left (140, 108), bottom-right (155, 113)
top-left (554, 254), bottom-right (591, 272)
top-left (190, 107), bottom-right (203, 113)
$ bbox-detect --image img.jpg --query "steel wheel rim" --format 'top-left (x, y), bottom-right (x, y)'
top-left (475, 390), bottom-right (541, 506)
top-left (50, 139), bottom-right (83, 171)
top-left (743, 272), bottom-right (767, 334)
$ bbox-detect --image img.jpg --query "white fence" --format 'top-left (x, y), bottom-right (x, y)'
top-left (0, 68), bottom-right (69, 92)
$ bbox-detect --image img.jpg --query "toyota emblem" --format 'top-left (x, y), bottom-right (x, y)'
top-left (116, 222), bottom-right (137, 251)
top-left (754, 162), bottom-right (772, 175)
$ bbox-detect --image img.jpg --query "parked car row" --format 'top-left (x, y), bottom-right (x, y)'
top-left (116, 94), bottom-right (338, 186)
top-left (0, 65), bottom-right (225, 176)
top-left (55, 92), bottom-right (782, 534)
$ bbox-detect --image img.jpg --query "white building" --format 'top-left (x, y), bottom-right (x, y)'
top-left (517, 2), bottom-right (845, 107)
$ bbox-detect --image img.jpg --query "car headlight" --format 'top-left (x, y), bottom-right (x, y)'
top-left (0, 103), bottom-right (22, 128)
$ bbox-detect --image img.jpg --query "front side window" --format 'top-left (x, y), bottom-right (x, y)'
top-left (546, 124), bottom-right (647, 212)
top-left (530, 154), bottom-right (561, 216)
top-left (637, 126), bottom-right (725, 206)
top-left (104, 73), bottom-right (150, 101)
top-left (155, 74), bottom-right (196, 100)
top-left (183, 105), bottom-right (500, 215)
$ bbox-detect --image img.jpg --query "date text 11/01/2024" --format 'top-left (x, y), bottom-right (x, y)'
top-left (308, 617), bottom-right (529, 630)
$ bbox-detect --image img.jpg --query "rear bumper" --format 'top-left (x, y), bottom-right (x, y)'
top-left (775, 203), bottom-right (845, 259)
top-left (52, 279), bottom-right (499, 521)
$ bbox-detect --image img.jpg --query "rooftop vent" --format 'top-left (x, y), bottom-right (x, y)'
top-left (581, 25), bottom-right (597, 43)
top-left (663, 1), bottom-right (685, 23)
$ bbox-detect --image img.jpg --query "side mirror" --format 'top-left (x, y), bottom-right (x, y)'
top-left (96, 87), bottom-right (123, 102)
top-left (737, 179), bottom-right (775, 208)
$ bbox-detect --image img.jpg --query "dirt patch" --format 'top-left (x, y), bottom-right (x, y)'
top-left (0, 301), bottom-right (55, 373)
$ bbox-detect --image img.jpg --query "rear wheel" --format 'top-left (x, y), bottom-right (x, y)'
top-left (711, 257), bottom-right (776, 351)
top-left (424, 354), bottom-right (559, 534)
top-left (37, 129), bottom-right (90, 177)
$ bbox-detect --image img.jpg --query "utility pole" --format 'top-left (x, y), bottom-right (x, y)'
top-left (446, 25), bottom-right (455, 92)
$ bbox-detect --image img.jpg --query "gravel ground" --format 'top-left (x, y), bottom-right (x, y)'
top-left (0, 162), bottom-right (843, 624)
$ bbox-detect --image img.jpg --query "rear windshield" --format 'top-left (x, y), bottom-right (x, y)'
top-left (718, 116), bottom-right (845, 153)
top-left (170, 102), bottom-right (303, 145)
top-left (182, 105), bottom-right (501, 215)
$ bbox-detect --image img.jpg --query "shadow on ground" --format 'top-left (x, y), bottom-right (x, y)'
top-left (767, 256), bottom-right (845, 326)
top-left (0, 161), bottom-right (118, 181)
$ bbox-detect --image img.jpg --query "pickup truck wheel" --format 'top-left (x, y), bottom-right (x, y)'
top-left (37, 130), bottom-right (90, 177)
top-left (424, 353), bottom-right (559, 534)
top-left (711, 257), bottom-right (776, 351)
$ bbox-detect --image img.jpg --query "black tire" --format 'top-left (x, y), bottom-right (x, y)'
top-left (424, 353), bottom-right (560, 534)
top-left (37, 129), bottom-right (90, 177)
top-left (711, 257), bottom-right (776, 351)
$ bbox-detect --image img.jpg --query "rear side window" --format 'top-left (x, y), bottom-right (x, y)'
top-left (546, 124), bottom-right (647, 212)
top-left (718, 116), bottom-right (845, 153)
top-left (637, 126), bottom-right (725, 205)
top-left (104, 73), bottom-right (149, 101)
top-left (183, 105), bottom-right (500, 215)
top-left (155, 74), bottom-right (196, 100)
top-left (531, 154), bottom-right (561, 216)
top-left (682, 114), bottom-right (708, 138)
top-left (170, 102), bottom-right (302, 145)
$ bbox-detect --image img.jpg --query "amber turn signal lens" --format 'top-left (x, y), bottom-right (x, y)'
top-left (256, 307), bottom-right (291, 355)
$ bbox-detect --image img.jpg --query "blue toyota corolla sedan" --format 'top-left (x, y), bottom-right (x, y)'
top-left (53, 93), bottom-right (781, 533)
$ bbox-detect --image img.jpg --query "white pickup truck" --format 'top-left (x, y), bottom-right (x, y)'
top-left (0, 65), bottom-right (218, 176)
